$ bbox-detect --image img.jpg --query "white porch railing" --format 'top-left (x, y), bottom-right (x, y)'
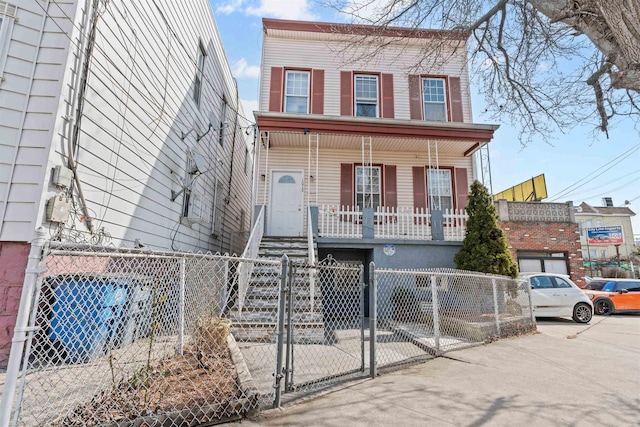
top-left (316, 205), bottom-right (468, 241)
top-left (374, 206), bottom-right (432, 240)
top-left (317, 205), bottom-right (363, 238)
top-left (237, 206), bottom-right (265, 314)
top-left (443, 208), bottom-right (468, 241)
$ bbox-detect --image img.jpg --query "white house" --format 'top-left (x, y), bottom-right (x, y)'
top-left (0, 0), bottom-right (253, 366)
top-left (253, 18), bottom-right (498, 269)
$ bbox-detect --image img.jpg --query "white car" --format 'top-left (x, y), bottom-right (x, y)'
top-left (519, 273), bottom-right (593, 323)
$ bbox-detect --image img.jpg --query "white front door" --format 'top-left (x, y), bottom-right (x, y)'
top-left (268, 171), bottom-right (304, 236)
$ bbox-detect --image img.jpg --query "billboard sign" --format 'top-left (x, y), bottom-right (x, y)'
top-left (586, 226), bottom-right (624, 245)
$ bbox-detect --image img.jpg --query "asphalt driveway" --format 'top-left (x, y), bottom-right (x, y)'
top-left (237, 315), bottom-right (640, 426)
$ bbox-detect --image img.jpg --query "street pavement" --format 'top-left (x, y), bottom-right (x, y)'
top-left (235, 315), bottom-right (640, 426)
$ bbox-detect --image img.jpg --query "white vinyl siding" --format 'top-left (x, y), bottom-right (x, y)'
top-left (1, 1), bottom-right (253, 255)
top-left (256, 145), bottom-right (473, 210)
top-left (260, 36), bottom-right (471, 121)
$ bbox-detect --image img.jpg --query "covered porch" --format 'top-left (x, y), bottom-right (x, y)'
top-left (253, 112), bottom-right (497, 242)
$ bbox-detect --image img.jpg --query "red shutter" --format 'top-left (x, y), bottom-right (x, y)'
top-left (408, 74), bottom-right (422, 120)
top-left (269, 67), bottom-right (283, 112)
top-left (340, 71), bottom-right (353, 116)
top-left (381, 73), bottom-right (394, 118)
top-left (449, 77), bottom-right (463, 122)
top-left (454, 168), bottom-right (469, 210)
top-left (384, 165), bottom-right (397, 208)
top-left (340, 163), bottom-right (354, 209)
top-left (311, 69), bottom-right (324, 114)
top-left (412, 166), bottom-right (427, 211)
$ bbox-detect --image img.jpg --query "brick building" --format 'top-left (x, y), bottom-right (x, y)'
top-left (496, 200), bottom-right (586, 287)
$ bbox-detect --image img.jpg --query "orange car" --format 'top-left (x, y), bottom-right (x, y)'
top-left (582, 279), bottom-right (640, 315)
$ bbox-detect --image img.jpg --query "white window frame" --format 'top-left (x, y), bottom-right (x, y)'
top-left (354, 74), bottom-right (379, 118)
top-left (422, 77), bottom-right (448, 122)
top-left (0, 2), bottom-right (17, 82)
top-left (427, 168), bottom-right (453, 211)
top-left (284, 70), bottom-right (310, 114)
top-left (355, 165), bottom-right (381, 210)
top-left (193, 41), bottom-right (206, 107)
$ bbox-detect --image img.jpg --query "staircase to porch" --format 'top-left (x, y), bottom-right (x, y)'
top-left (229, 237), bottom-right (325, 343)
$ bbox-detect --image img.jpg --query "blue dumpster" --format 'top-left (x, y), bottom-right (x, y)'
top-left (49, 276), bottom-right (128, 363)
top-left (113, 283), bottom-right (152, 348)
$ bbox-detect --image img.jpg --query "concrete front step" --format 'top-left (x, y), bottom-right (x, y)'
top-left (230, 324), bottom-right (326, 344)
top-left (246, 287), bottom-right (323, 300)
top-left (237, 298), bottom-right (323, 312)
top-left (229, 310), bottom-right (323, 324)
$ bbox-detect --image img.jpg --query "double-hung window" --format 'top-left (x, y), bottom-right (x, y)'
top-left (427, 169), bottom-right (453, 211)
top-left (355, 75), bottom-right (378, 117)
top-left (194, 42), bottom-right (206, 107)
top-left (284, 70), bottom-right (309, 113)
top-left (422, 78), bottom-right (447, 121)
top-left (356, 166), bottom-right (381, 209)
top-left (0, 2), bottom-right (17, 80)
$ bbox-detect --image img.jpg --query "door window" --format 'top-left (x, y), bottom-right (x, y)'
top-left (553, 277), bottom-right (573, 288)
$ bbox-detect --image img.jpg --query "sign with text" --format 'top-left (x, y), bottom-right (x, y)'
top-left (586, 226), bottom-right (624, 245)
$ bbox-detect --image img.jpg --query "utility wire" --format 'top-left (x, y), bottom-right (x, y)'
top-left (547, 143), bottom-right (640, 201)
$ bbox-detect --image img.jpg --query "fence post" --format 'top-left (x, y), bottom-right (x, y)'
top-left (360, 264), bottom-right (365, 372)
top-left (492, 278), bottom-right (501, 337)
top-left (178, 258), bottom-right (186, 355)
top-left (284, 264), bottom-right (295, 392)
top-left (273, 255), bottom-right (289, 408)
top-left (0, 228), bottom-right (46, 427)
top-left (431, 275), bottom-right (441, 355)
top-left (369, 261), bottom-right (377, 379)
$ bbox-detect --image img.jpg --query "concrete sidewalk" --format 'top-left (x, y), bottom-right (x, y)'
top-left (237, 315), bottom-right (640, 426)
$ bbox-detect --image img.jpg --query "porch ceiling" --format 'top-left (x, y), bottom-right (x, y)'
top-left (255, 112), bottom-right (498, 156)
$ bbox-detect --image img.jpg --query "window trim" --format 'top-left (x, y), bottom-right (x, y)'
top-left (421, 76), bottom-right (449, 122)
top-left (283, 69), bottom-right (310, 114)
top-left (193, 40), bottom-right (206, 107)
top-left (426, 166), bottom-right (455, 211)
top-left (354, 73), bottom-right (380, 118)
top-left (0, 4), bottom-right (17, 82)
top-left (354, 164), bottom-right (383, 210)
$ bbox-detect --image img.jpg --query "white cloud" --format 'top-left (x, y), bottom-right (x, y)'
top-left (245, 0), bottom-right (317, 21)
top-left (241, 99), bottom-right (259, 118)
top-left (232, 58), bottom-right (261, 79)
top-left (216, 0), bottom-right (244, 14)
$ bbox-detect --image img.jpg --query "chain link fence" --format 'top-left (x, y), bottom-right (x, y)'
top-left (2, 242), bottom-right (269, 426)
top-left (2, 238), bottom-right (536, 426)
top-left (279, 258), bottom-right (366, 398)
top-left (374, 268), bottom-right (536, 370)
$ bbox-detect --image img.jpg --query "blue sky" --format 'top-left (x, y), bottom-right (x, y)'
top-left (211, 0), bottom-right (640, 237)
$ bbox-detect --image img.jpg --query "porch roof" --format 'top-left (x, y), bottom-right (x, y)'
top-left (255, 112), bottom-right (499, 156)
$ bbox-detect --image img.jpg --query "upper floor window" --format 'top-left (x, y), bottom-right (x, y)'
top-left (193, 41), bottom-right (206, 107)
top-left (427, 168), bottom-right (453, 211)
top-left (355, 75), bottom-right (378, 117)
top-left (356, 166), bottom-right (381, 209)
top-left (284, 70), bottom-right (309, 113)
top-left (0, 2), bottom-right (17, 80)
top-left (422, 78), bottom-right (447, 121)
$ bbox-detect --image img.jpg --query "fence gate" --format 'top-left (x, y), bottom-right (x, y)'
top-left (275, 257), bottom-right (366, 401)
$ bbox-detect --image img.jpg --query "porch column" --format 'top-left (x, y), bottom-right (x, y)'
top-left (363, 208), bottom-right (374, 239)
top-left (431, 209), bottom-right (444, 240)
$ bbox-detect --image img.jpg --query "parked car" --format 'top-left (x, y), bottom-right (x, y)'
top-left (519, 273), bottom-right (593, 323)
top-left (582, 279), bottom-right (640, 315)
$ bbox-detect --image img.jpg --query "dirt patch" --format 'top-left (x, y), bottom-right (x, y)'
top-left (52, 318), bottom-right (255, 426)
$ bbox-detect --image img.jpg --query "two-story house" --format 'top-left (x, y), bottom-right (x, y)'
top-left (575, 200), bottom-right (637, 262)
top-left (252, 18), bottom-right (498, 269)
top-left (0, 0), bottom-right (252, 367)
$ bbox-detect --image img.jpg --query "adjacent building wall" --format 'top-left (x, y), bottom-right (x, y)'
top-left (497, 200), bottom-right (585, 286)
top-left (0, 0), bottom-right (253, 367)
